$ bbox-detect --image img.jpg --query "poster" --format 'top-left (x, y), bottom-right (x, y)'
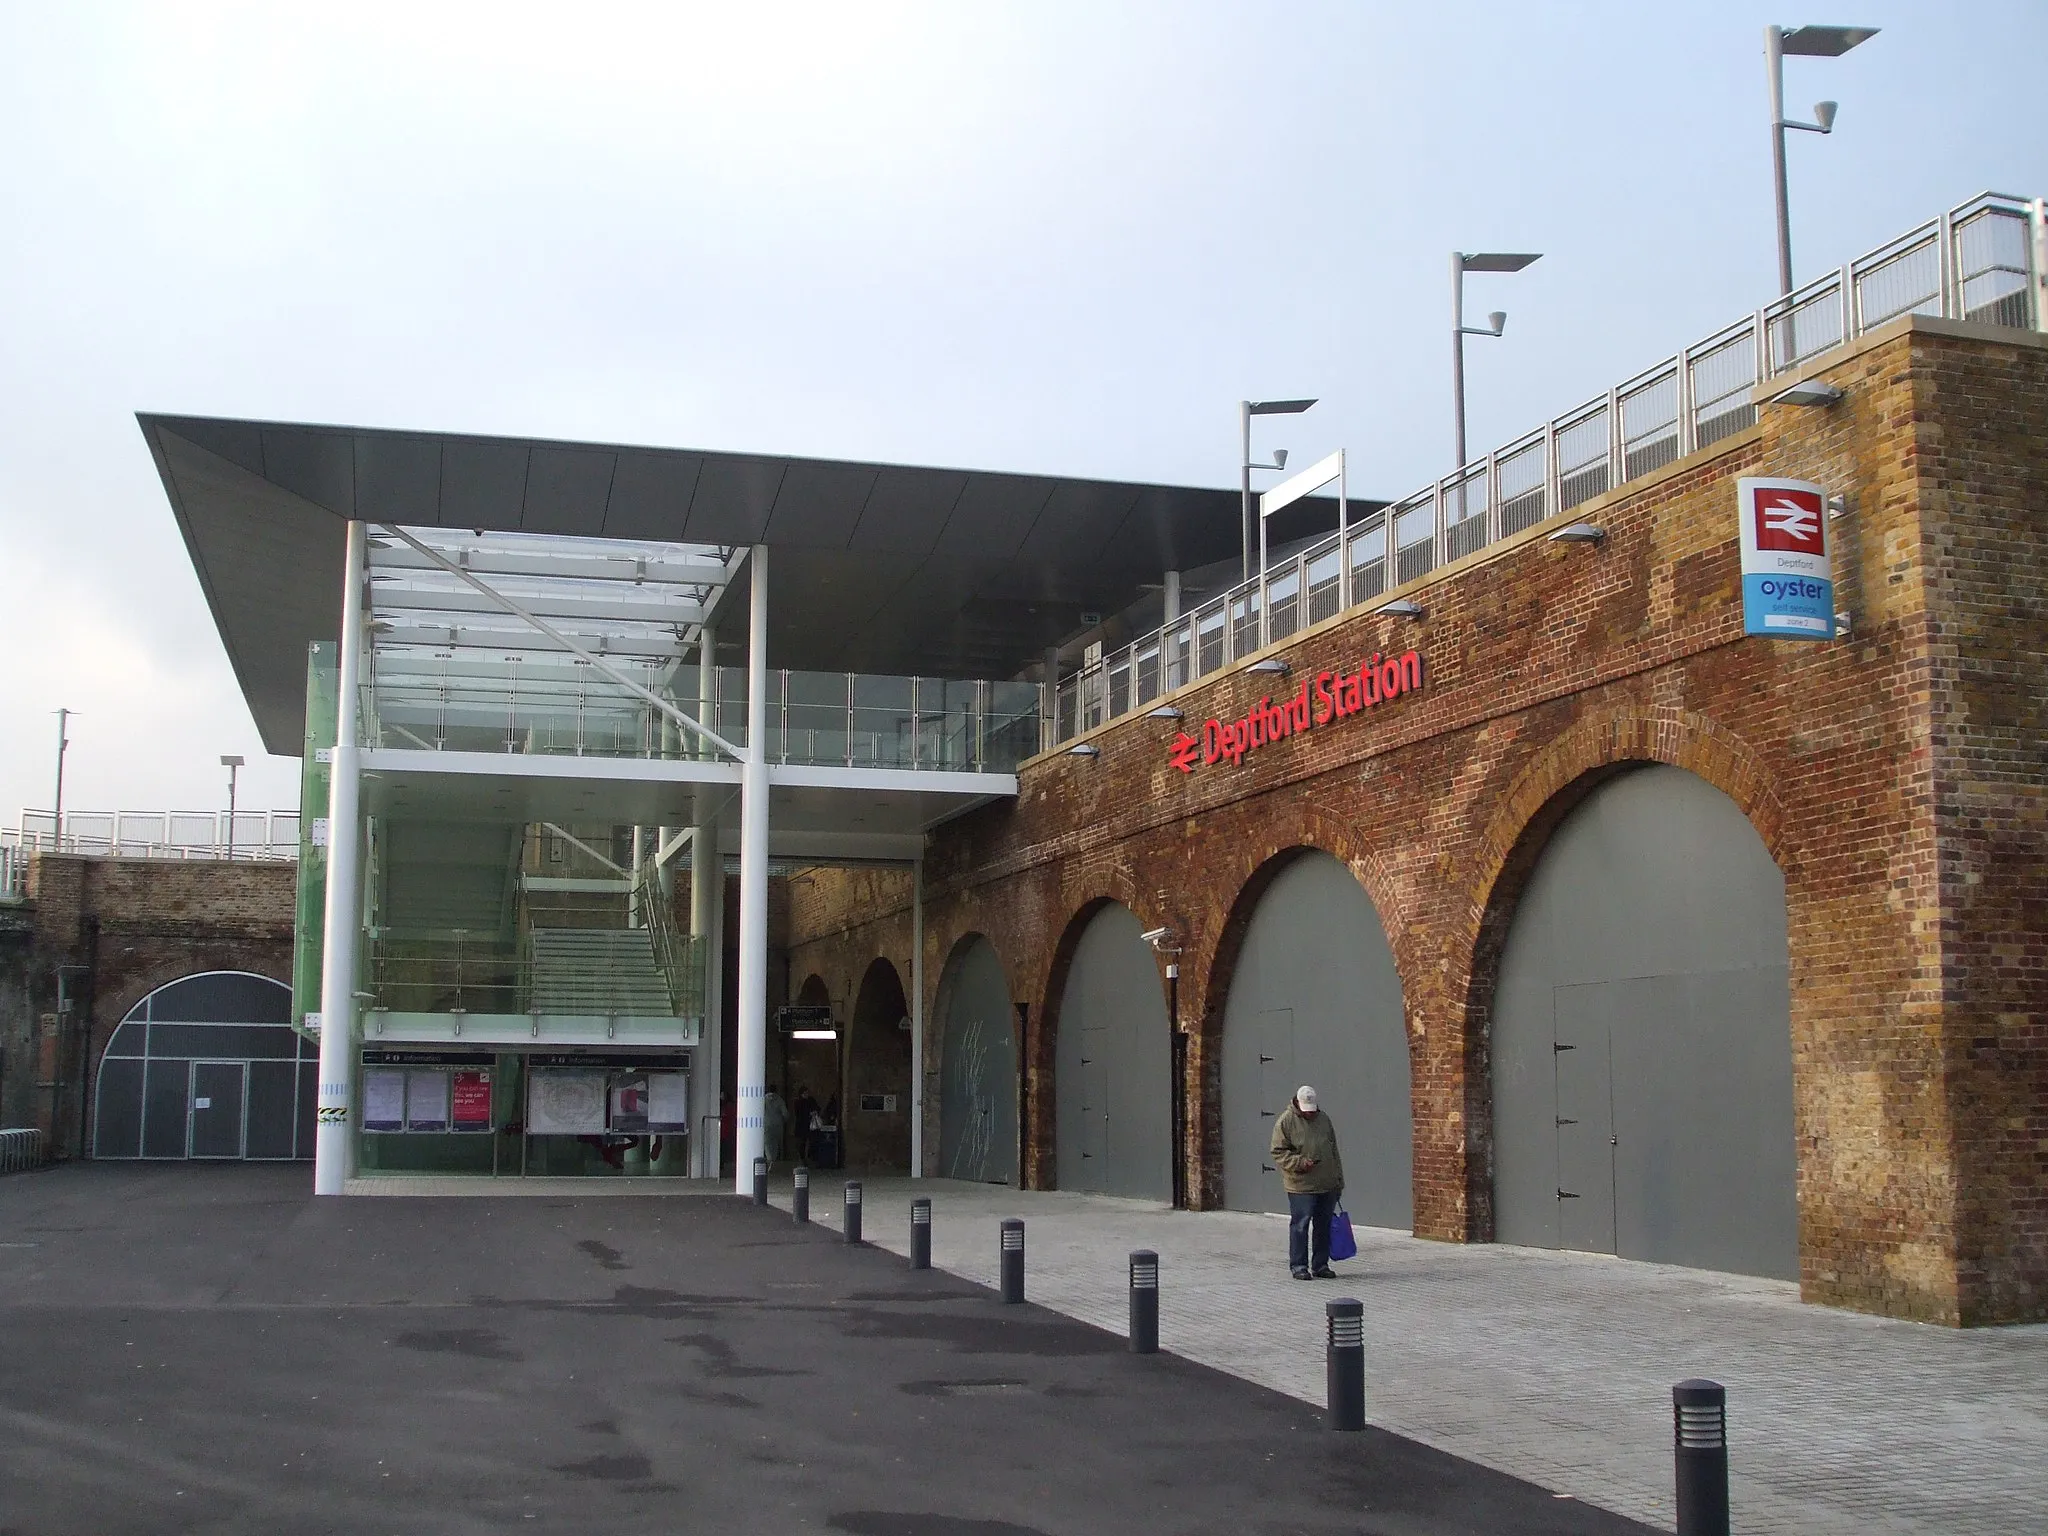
top-left (405, 1069), bottom-right (450, 1132)
top-left (527, 1070), bottom-right (607, 1135)
top-left (362, 1068), bottom-right (406, 1133)
top-left (1738, 476), bottom-right (1834, 639)
top-left (451, 1070), bottom-right (493, 1131)
top-left (646, 1072), bottom-right (690, 1131)
top-left (609, 1074), bottom-right (650, 1132)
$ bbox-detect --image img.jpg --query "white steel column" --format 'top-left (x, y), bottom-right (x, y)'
top-left (314, 520), bottom-right (367, 1195)
top-left (733, 546), bottom-right (770, 1194)
top-left (692, 631), bottom-right (721, 1177)
top-left (910, 856), bottom-right (925, 1177)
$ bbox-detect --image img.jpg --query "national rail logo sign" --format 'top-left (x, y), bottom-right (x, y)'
top-left (1738, 476), bottom-right (1835, 640)
top-left (1166, 649), bottom-right (1424, 774)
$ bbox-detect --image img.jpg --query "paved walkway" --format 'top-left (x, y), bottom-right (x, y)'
top-left (771, 1175), bottom-right (2045, 1536)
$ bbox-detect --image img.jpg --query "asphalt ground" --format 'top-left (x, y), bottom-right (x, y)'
top-left (0, 1166), bottom-right (1655, 1536)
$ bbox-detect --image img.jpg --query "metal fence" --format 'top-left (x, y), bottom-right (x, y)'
top-left (1054, 191), bottom-right (2045, 745)
top-left (0, 1128), bottom-right (46, 1175)
top-left (0, 843), bottom-right (25, 902)
top-left (6, 810), bottom-right (300, 862)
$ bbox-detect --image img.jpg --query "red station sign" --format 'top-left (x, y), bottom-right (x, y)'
top-left (1167, 649), bottom-right (1424, 774)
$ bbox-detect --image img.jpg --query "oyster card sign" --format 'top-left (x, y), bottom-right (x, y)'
top-left (1168, 649), bottom-right (1424, 773)
top-left (1739, 476), bottom-right (1834, 639)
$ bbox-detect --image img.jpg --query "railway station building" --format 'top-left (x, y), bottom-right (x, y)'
top-left (128, 192), bottom-right (2046, 1325)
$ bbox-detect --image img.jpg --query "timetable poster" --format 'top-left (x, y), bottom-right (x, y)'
top-left (405, 1069), bottom-right (451, 1132)
top-left (451, 1070), bottom-right (493, 1131)
top-left (362, 1068), bottom-right (406, 1133)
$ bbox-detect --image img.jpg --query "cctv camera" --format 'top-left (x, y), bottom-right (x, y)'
top-left (1140, 927), bottom-right (1170, 945)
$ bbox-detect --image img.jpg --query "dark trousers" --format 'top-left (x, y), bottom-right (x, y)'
top-left (1288, 1189), bottom-right (1341, 1272)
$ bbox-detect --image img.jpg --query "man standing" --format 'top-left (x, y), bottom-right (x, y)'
top-left (761, 1085), bottom-right (790, 1173)
top-left (1269, 1085), bottom-right (1344, 1280)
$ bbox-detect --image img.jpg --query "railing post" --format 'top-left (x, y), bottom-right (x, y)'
top-left (1676, 349), bottom-right (1696, 458)
top-left (1840, 261), bottom-right (1855, 344)
top-left (2031, 197), bottom-right (2048, 333)
top-left (1939, 208), bottom-right (1959, 320)
top-left (1605, 385), bottom-right (1623, 492)
top-left (844, 672), bottom-right (854, 768)
top-left (909, 675), bottom-right (920, 770)
top-left (1431, 479), bottom-right (1446, 573)
top-left (1484, 450), bottom-right (1500, 545)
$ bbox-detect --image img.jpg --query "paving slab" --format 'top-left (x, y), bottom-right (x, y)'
top-left (0, 1164), bottom-right (1651, 1536)
top-left (769, 1175), bottom-right (2047, 1536)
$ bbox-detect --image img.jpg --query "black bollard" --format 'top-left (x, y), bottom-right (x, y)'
top-left (999, 1218), bottom-right (1025, 1303)
top-left (843, 1180), bottom-right (863, 1244)
top-left (792, 1165), bottom-right (810, 1224)
top-left (1325, 1298), bottom-right (1365, 1431)
top-left (752, 1156), bottom-right (767, 1206)
top-left (910, 1197), bottom-right (932, 1270)
top-left (1128, 1250), bottom-right (1159, 1354)
top-left (1672, 1379), bottom-right (1730, 1536)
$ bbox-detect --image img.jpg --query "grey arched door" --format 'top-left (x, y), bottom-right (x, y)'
top-left (1220, 851), bottom-right (1411, 1226)
top-left (936, 937), bottom-right (1017, 1184)
top-left (1054, 904), bottom-right (1171, 1200)
top-left (1491, 765), bottom-right (1797, 1279)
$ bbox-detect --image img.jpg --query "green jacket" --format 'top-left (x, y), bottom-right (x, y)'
top-left (1269, 1106), bottom-right (1344, 1195)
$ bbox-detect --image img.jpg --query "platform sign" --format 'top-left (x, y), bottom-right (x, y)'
top-left (1739, 477), bottom-right (1835, 639)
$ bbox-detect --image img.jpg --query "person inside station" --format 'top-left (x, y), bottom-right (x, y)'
top-left (1269, 1084), bottom-right (1346, 1280)
top-left (791, 1083), bottom-right (819, 1165)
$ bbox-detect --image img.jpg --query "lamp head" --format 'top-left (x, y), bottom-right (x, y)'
top-left (1812, 99), bottom-right (1838, 132)
top-left (1271, 448), bottom-right (1288, 470)
top-left (1780, 24), bottom-right (1878, 57)
top-left (1486, 310), bottom-right (1507, 335)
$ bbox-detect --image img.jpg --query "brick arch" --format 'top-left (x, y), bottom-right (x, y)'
top-left (1031, 888), bottom-right (1179, 1191)
top-left (1456, 707), bottom-right (1789, 1238)
top-left (1190, 827), bottom-right (1411, 1209)
top-left (94, 955), bottom-right (291, 1070)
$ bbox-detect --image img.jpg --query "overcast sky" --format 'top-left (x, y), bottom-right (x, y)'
top-left (1, 0), bottom-right (2042, 825)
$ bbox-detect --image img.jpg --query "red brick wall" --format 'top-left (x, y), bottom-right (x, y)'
top-left (788, 317), bottom-right (2048, 1326)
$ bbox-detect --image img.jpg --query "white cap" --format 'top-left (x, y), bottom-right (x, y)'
top-left (1296, 1085), bottom-right (1318, 1111)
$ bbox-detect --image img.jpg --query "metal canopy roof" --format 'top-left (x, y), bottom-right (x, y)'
top-left (139, 413), bottom-right (1353, 756)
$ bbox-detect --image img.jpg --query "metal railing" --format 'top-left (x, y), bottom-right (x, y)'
top-left (366, 925), bottom-right (710, 1018)
top-left (6, 810), bottom-right (300, 862)
top-left (0, 1128), bottom-right (46, 1175)
top-left (366, 656), bottom-right (1044, 775)
top-left (0, 844), bottom-right (25, 902)
top-left (1053, 191), bottom-right (2045, 745)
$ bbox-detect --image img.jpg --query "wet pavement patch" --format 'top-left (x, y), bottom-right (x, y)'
top-left (575, 1239), bottom-right (628, 1270)
top-left (829, 1516), bottom-right (1052, 1536)
top-left (391, 1327), bottom-right (521, 1361)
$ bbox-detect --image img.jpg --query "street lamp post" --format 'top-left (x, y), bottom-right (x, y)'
top-left (1452, 252), bottom-right (1541, 474)
top-left (220, 755), bottom-right (244, 860)
top-left (51, 708), bottom-right (73, 853)
top-left (1240, 399), bottom-right (1317, 584)
top-left (1766, 23), bottom-right (1879, 298)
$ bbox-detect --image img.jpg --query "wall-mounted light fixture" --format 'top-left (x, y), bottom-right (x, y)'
top-left (1547, 523), bottom-right (1607, 544)
top-left (792, 1028), bottom-right (839, 1041)
top-left (1827, 494), bottom-right (1850, 520)
top-left (1377, 599), bottom-right (1426, 619)
top-left (1147, 705), bottom-right (1184, 720)
top-left (1247, 658), bottom-right (1290, 675)
top-left (1834, 610), bottom-right (1853, 638)
top-left (1767, 378), bottom-right (1844, 407)
top-left (1068, 743), bottom-right (1100, 759)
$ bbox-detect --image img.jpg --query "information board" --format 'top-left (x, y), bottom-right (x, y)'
top-left (405, 1069), bottom-right (451, 1132)
top-left (362, 1068), bottom-right (406, 1133)
top-left (527, 1070), bottom-right (608, 1135)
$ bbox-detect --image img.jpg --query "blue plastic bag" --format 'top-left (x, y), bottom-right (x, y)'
top-left (1328, 1204), bottom-right (1357, 1262)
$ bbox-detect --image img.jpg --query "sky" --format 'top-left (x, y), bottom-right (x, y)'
top-left (1, 0), bottom-right (2042, 823)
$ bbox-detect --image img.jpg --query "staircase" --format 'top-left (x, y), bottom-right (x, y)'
top-left (527, 927), bottom-right (677, 1017)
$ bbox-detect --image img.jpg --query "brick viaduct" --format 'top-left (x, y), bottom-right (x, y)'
top-left (790, 317), bottom-right (2048, 1327)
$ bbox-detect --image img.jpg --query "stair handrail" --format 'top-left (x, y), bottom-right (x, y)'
top-left (635, 863), bottom-right (701, 1019)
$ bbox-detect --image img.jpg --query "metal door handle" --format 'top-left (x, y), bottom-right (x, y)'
top-left (1261, 1164), bottom-right (1277, 1173)
top-left (1553, 1043), bottom-right (1576, 1052)
top-left (1259, 1055), bottom-right (1274, 1063)
top-left (1556, 1117), bottom-right (1577, 1126)
top-left (1558, 1189), bottom-right (1581, 1199)
top-left (1260, 1109), bottom-right (1275, 1117)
